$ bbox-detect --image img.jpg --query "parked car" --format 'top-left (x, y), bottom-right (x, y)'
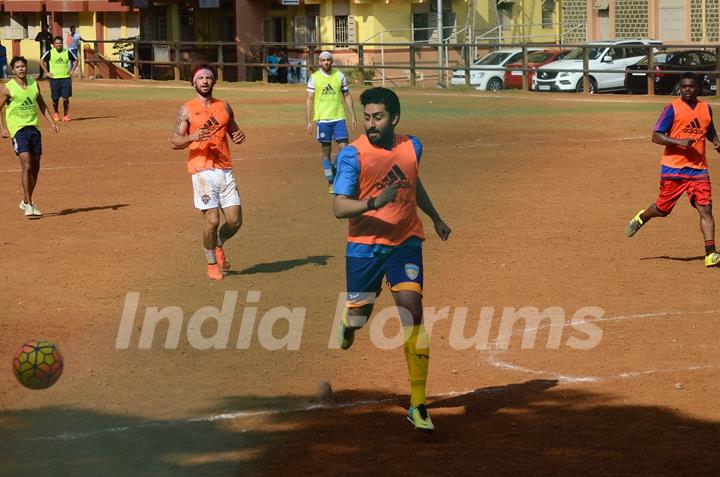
top-left (533, 39), bottom-right (662, 93)
top-left (450, 48), bottom-right (542, 91)
top-left (624, 49), bottom-right (718, 95)
top-left (503, 49), bottom-right (571, 90)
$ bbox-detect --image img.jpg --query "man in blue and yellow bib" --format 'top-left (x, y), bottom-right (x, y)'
top-left (0, 56), bottom-right (60, 217)
top-left (306, 50), bottom-right (357, 193)
top-left (40, 36), bottom-right (78, 122)
top-left (626, 72), bottom-right (720, 266)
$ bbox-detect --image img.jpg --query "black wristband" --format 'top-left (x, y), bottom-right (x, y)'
top-left (367, 197), bottom-right (376, 211)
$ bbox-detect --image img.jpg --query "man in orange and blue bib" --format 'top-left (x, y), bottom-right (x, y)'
top-left (333, 87), bottom-right (451, 432)
top-left (627, 72), bottom-right (720, 267)
top-left (171, 64), bottom-right (247, 280)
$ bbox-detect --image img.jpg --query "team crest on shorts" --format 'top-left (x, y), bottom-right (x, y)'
top-left (405, 263), bottom-right (420, 280)
top-left (201, 194), bottom-right (211, 204)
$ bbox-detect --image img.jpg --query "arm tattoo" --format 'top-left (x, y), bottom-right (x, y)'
top-left (175, 109), bottom-right (185, 134)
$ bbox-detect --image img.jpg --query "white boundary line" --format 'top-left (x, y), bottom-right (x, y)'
top-left (0, 389), bottom-right (482, 444)
top-left (3, 309), bottom-right (718, 444)
top-left (486, 309), bottom-right (720, 383)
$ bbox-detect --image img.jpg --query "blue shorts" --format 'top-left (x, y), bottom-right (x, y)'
top-left (316, 120), bottom-right (348, 144)
top-left (12, 127), bottom-right (42, 156)
top-left (50, 77), bottom-right (72, 101)
top-left (346, 245), bottom-right (423, 307)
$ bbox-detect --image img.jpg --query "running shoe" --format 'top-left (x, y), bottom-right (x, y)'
top-left (407, 404), bottom-right (435, 432)
top-left (215, 246), bottom-right (230, 270)
top-left (337, 320), bottom-right (355, 350)
top-left (207, 263), bottom-right (224, 280)
top-left (626, 209), bottom-right (645, 237)
top-left (705, 252), bottom-right (720, 267)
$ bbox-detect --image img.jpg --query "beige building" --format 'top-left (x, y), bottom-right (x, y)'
top-left (0, 1), bottom-right (139, 75)
top-left (563, 0), bottom-right (720, 44)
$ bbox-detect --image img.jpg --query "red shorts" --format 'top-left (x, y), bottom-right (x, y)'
top-left (656, 178), bottom-right (712, 214)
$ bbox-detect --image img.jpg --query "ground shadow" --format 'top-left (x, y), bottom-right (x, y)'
top-left (2, 380), bottom-right (719, 475)
top-left (66, 115), bottom-right (117, 122)
top-left (43, 204), bottom-right (130, 217)
top-left (641, 255), bottom-right (704, 262)
top-left (229, 255), bottom-right (332, 275)
top-left (247, 379), bottom-right (720, 475)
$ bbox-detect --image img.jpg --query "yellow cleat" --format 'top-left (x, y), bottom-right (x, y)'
top-left (337, 320), bottom-right (355, 350)
top-left (407, 404), bottom-right (434, 432)
top-left (626, 210), bottom-right (645, 237)
top-left (704, 252), bottom-right (720, 267)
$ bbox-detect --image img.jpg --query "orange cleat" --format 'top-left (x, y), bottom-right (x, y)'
top-left (62, 115), bottom-right (71, 122)
top-left (207, 263), bottom-right (224, 280)
top-left (215, 247), bottom-right (230, 270)
top-left (52, 112), bottom-right (60, 121)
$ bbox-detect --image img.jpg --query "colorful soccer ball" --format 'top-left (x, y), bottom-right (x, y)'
top-left (12, 340), bottom-right (64, 390)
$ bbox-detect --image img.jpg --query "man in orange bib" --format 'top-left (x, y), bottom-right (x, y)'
top-left (626, 72), bottom-right (720, 266)
top-left (171, 64), bottom-right (246, 280)
top-left (333, 87), bottom-right (451, 432)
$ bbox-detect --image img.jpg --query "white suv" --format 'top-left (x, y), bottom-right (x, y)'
top-left (451, 48), bottom-right (541, 91)
top-left (533, 39), bottom-right (662, 93)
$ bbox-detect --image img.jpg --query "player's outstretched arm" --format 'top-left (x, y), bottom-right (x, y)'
top-left (35, 92), bottom-right (59, 133)
top-left (171, 105), bottom-right (207, 149)
top-left (417, 178), bottom-right (451, 241)
top-left (225, 103), bottom-right (246, 145)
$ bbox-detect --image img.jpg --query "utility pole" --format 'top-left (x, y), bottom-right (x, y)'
top-left (437, 0), bottom-right (445, 87)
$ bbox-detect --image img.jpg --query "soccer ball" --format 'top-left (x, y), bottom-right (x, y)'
top-left (12, 340), bottom-right (64, 389)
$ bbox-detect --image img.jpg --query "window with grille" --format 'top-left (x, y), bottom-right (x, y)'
top-left (307, 16), bottom-right (317, 43)
top-left (414, 14), bottom-right (430, 42)
top-left (335, 15), bottom-right (348, 46)
top-left (542, 0), bottom-right (555, 29)
top-left (294, 16), bottom-right (318, 43)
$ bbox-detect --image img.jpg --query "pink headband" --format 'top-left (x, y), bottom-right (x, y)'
top-left (193, 68), bottom-right (215, 84)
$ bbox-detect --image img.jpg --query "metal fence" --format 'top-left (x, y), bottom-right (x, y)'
top-left (83, 39), bottom-right (720, 96)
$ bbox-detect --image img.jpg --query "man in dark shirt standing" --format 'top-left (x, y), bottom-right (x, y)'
top-left (34, 24), bottom-right (53, 79)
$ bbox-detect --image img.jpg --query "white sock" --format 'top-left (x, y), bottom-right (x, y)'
top-left (204, 248), bottom-right (217, 264)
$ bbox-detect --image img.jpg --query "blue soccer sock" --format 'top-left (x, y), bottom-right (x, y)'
top-left (322, 159), bottom-right (334, 184)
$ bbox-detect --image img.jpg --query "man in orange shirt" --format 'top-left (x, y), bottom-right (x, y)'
top-left (171, 64), bottom-right (246, 280)
top-left (627, 73), bottom-right (720, 266)
top-left (333, 87), bottom-right (451, 432)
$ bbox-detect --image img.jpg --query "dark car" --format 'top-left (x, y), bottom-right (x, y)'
top-left (503, 49), bottom-right (571, 90)
top-left (625, 49), bottom-right (717, 95)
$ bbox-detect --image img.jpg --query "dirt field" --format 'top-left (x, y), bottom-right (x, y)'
top-left (0, 80), bottom-right (719, 476)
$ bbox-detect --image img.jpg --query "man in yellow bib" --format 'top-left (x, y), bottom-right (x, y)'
top-left (0, 56), bottom-right (60, 217)
top-left (306, 51), bottom-right (357, 193)
top-left (40, 36), bottom-right (78, 122)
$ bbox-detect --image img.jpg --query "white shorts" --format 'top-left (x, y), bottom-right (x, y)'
top-left (191, 168), bottom-right (241, 210)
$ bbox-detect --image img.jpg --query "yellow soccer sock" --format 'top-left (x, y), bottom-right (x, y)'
top-left (404, 325), bottom-right (430, 408)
